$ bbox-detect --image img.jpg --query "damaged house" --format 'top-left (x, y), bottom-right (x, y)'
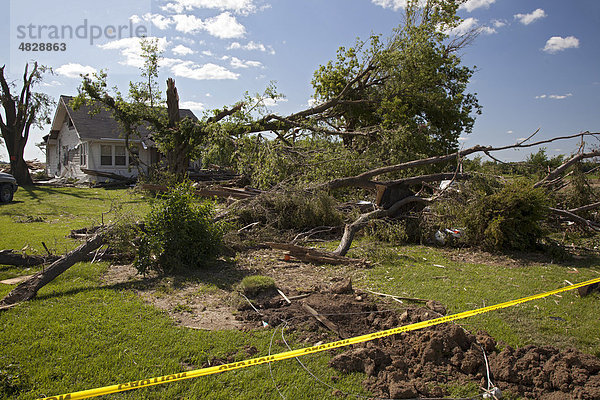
top-left (43, 95), bottom-right (197, 182)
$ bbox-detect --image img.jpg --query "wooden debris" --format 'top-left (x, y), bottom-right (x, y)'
top-left (0, 232), bottom-right (106, 306)
top-left (139, 183), bottom-right (260, 200)
top-left (265, 242), bottom-right (364, 265)
top-left (0, 250), bottom-right (59, 267)
top-left (287, 293), bottom-right (311, 301)
top-left (0, 275), bottom-right (34, 285)
top-left (277, 289), bottom-right (291, 304)
top-left (302, 303), bottom-right (342, 337)
top-left (81, 168), bottom-right (136, 183)
top-left (364, 289), bottom-right (429, 304)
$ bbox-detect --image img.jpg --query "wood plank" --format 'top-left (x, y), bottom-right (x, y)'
top-left (302, 303), bottom-right (342, 337)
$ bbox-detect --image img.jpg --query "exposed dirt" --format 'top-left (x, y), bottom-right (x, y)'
top-left (101, 248), bottom-right (366, 331)
top-left (101, 249), bottom-right (600, 399)
top-left (237, 282), bottom-right (600, 399)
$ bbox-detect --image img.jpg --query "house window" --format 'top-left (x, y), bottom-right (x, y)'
top-left (101, 145), bottom-right (112, 166)
top-left (79, 143), bottom-right (88, 166)
top-left (67, 117), bottom-right (74, 129)
top-left (115, 146), bottom-right (126, 166)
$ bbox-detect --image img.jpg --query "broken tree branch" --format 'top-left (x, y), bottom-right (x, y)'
top-left (549, 207), bottom-right (600, 231)
top-left (569, 201), bottom-right (600, 214)
top-left (0, 232), bottom-right (106, 306)
top-left (265, 242), bottom-right (364, 265)
top-left (535, 150), bottom-right (600, 188)
top-left (0, 250), bottom-right (59, 267)
top-left (334, 195), bottom-right (430, 256)
top-left (319, 131), bottom-right (600, 191)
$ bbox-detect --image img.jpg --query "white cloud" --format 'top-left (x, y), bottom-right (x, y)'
top-left (179, 100), bottom-right (205, 111)
top-left (370, 0), bottom-right (410, 10)
top-left (55, 63), bottom-right (97, 78)
top-left (162, 0), bottom-right (258, 15)
top-left (514, 8), bottom-right (546, 25)
top-left (40, 80), bottom-right (63, 87)
top-left (536, 93), bottom-right (573, 100)
top-left (170, 61), bottom-right (239, 80)
top-left (203, 12), bottom-right (246, 39)
top-left (227, 56), bottom-right (262, 69)
top-left (492, 19), bottom-right (507, 28)
top-left (507, 130), bottom-right (513, 134)
top-left (549, 93), bottom-right (572, 100)
top-left (262, 97), bottom-right (287, 107)
top-left (172, 44), bottom-right (195, 55)
top-left (170, 12), bottom-right (245, 38)
top-left (445, 17), bottom-right (496, 36)
top-left (202, 50), bottom-right (214, 56)
top-left (480, 26), bottom-right (497, 35)
top-left (459, 0), bottom-right (496, 12)
top-left (228, 40), bottom-right (275, 54)
top-left (457, 136), bottom-right (469, 142)
top-left (140, 13), bottom-right (174, 30)
top-left (172, 14), bottom-right (205, 34)
top-left (543, 36), bottom-right (580, 53)
top-left (98, 37), bottom-right (170, 68)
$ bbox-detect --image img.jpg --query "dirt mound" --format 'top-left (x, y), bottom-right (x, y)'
top-left (329, 308), bottom-right (600, 399)
top-left (238, 286), bottom-right (600, 399)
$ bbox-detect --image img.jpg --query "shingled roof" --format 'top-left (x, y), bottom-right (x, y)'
top-left (57, 95), bottom-right (197, 146)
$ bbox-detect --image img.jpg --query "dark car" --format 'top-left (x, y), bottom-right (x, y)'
top-left (0, 172), bottom-right (18, 203)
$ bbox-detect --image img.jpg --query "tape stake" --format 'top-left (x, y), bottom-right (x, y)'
top-left (38, 276), bottom-right (600, 400)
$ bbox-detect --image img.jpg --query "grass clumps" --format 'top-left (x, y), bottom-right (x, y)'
top-left (134, 181), bottom-right (226, 275)
top-left (239, 275), bottom-right (276, 297)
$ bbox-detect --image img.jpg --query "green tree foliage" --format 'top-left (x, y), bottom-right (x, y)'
top-left (73, 38), bottom-right (206, 176)
top-left (134, 181), bottom-right (225, 274)
top-left (433, 178), bottom-right (550, 251)
top-left (311, 0), bottom-right (480, 160)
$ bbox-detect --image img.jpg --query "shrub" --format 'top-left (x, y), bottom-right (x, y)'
top-left (239, 275), bottom-right (276, 297)
top-left (464, 179), bottom-right (549, 251)
top-left (134, 181), bottom-right (226, 274)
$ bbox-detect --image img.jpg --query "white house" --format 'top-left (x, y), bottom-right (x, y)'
top-left (43, 95), bottom-right (197, 182)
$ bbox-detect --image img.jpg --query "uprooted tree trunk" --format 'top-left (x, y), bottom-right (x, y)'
top-left (0, 233), bottom-right (105, 306)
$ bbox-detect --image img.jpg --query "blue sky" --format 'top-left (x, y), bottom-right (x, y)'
top-left (1, 0), bottom-right (599, 162)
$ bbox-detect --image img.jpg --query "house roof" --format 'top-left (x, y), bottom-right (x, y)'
top-left (49, 95), bottom-right (198, 146)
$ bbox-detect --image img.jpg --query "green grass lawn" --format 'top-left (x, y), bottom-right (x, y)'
top-left (347, 242), bottom-right (600, 356)
top-left (1, 186), bottom-right (600, 399)
top-left (0, 187), bottom-right (366, 400)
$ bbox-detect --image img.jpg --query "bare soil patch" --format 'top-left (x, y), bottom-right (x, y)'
top-left (101, 249), bottom-right (600, 399)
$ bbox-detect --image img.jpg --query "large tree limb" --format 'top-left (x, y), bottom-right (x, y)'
top-left (334, 195), bottom-right (430, 256)
top-left (319, 132), bottom-right (600, 191)
top-left (549, 207), bottom-right (600, 232)
top-left (0, 250), bottom-right (60, 267)
top-left (0, 233), bottom-right (106, 306)
top-left (569, 202), bottom-right (600, 214)
top-left (534, 150), bottom-right (600, 188)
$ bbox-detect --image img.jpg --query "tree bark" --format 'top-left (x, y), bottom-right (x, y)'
top-left (0, 250), bottom-right (59, 267)
top-left (0, 233), bottom-right (105, 306)
top-left (334, 195), bottom-right (429, 256)
top-left (0, 64), bottom-right (39, 186)
top-left (535, 150), bottom-right (600, 188)
top-left (165, 78), bottom-right (189, 176)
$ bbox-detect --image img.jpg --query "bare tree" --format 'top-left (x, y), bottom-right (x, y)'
top-left (0, 63), bottom-right (54, 185)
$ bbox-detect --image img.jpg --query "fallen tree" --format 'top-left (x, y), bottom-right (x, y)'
top-left (0, 232), bottom-right (106, 306)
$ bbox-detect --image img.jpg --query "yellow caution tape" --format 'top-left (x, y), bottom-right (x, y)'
top-left (38, 277), bottom-right (600, 400)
